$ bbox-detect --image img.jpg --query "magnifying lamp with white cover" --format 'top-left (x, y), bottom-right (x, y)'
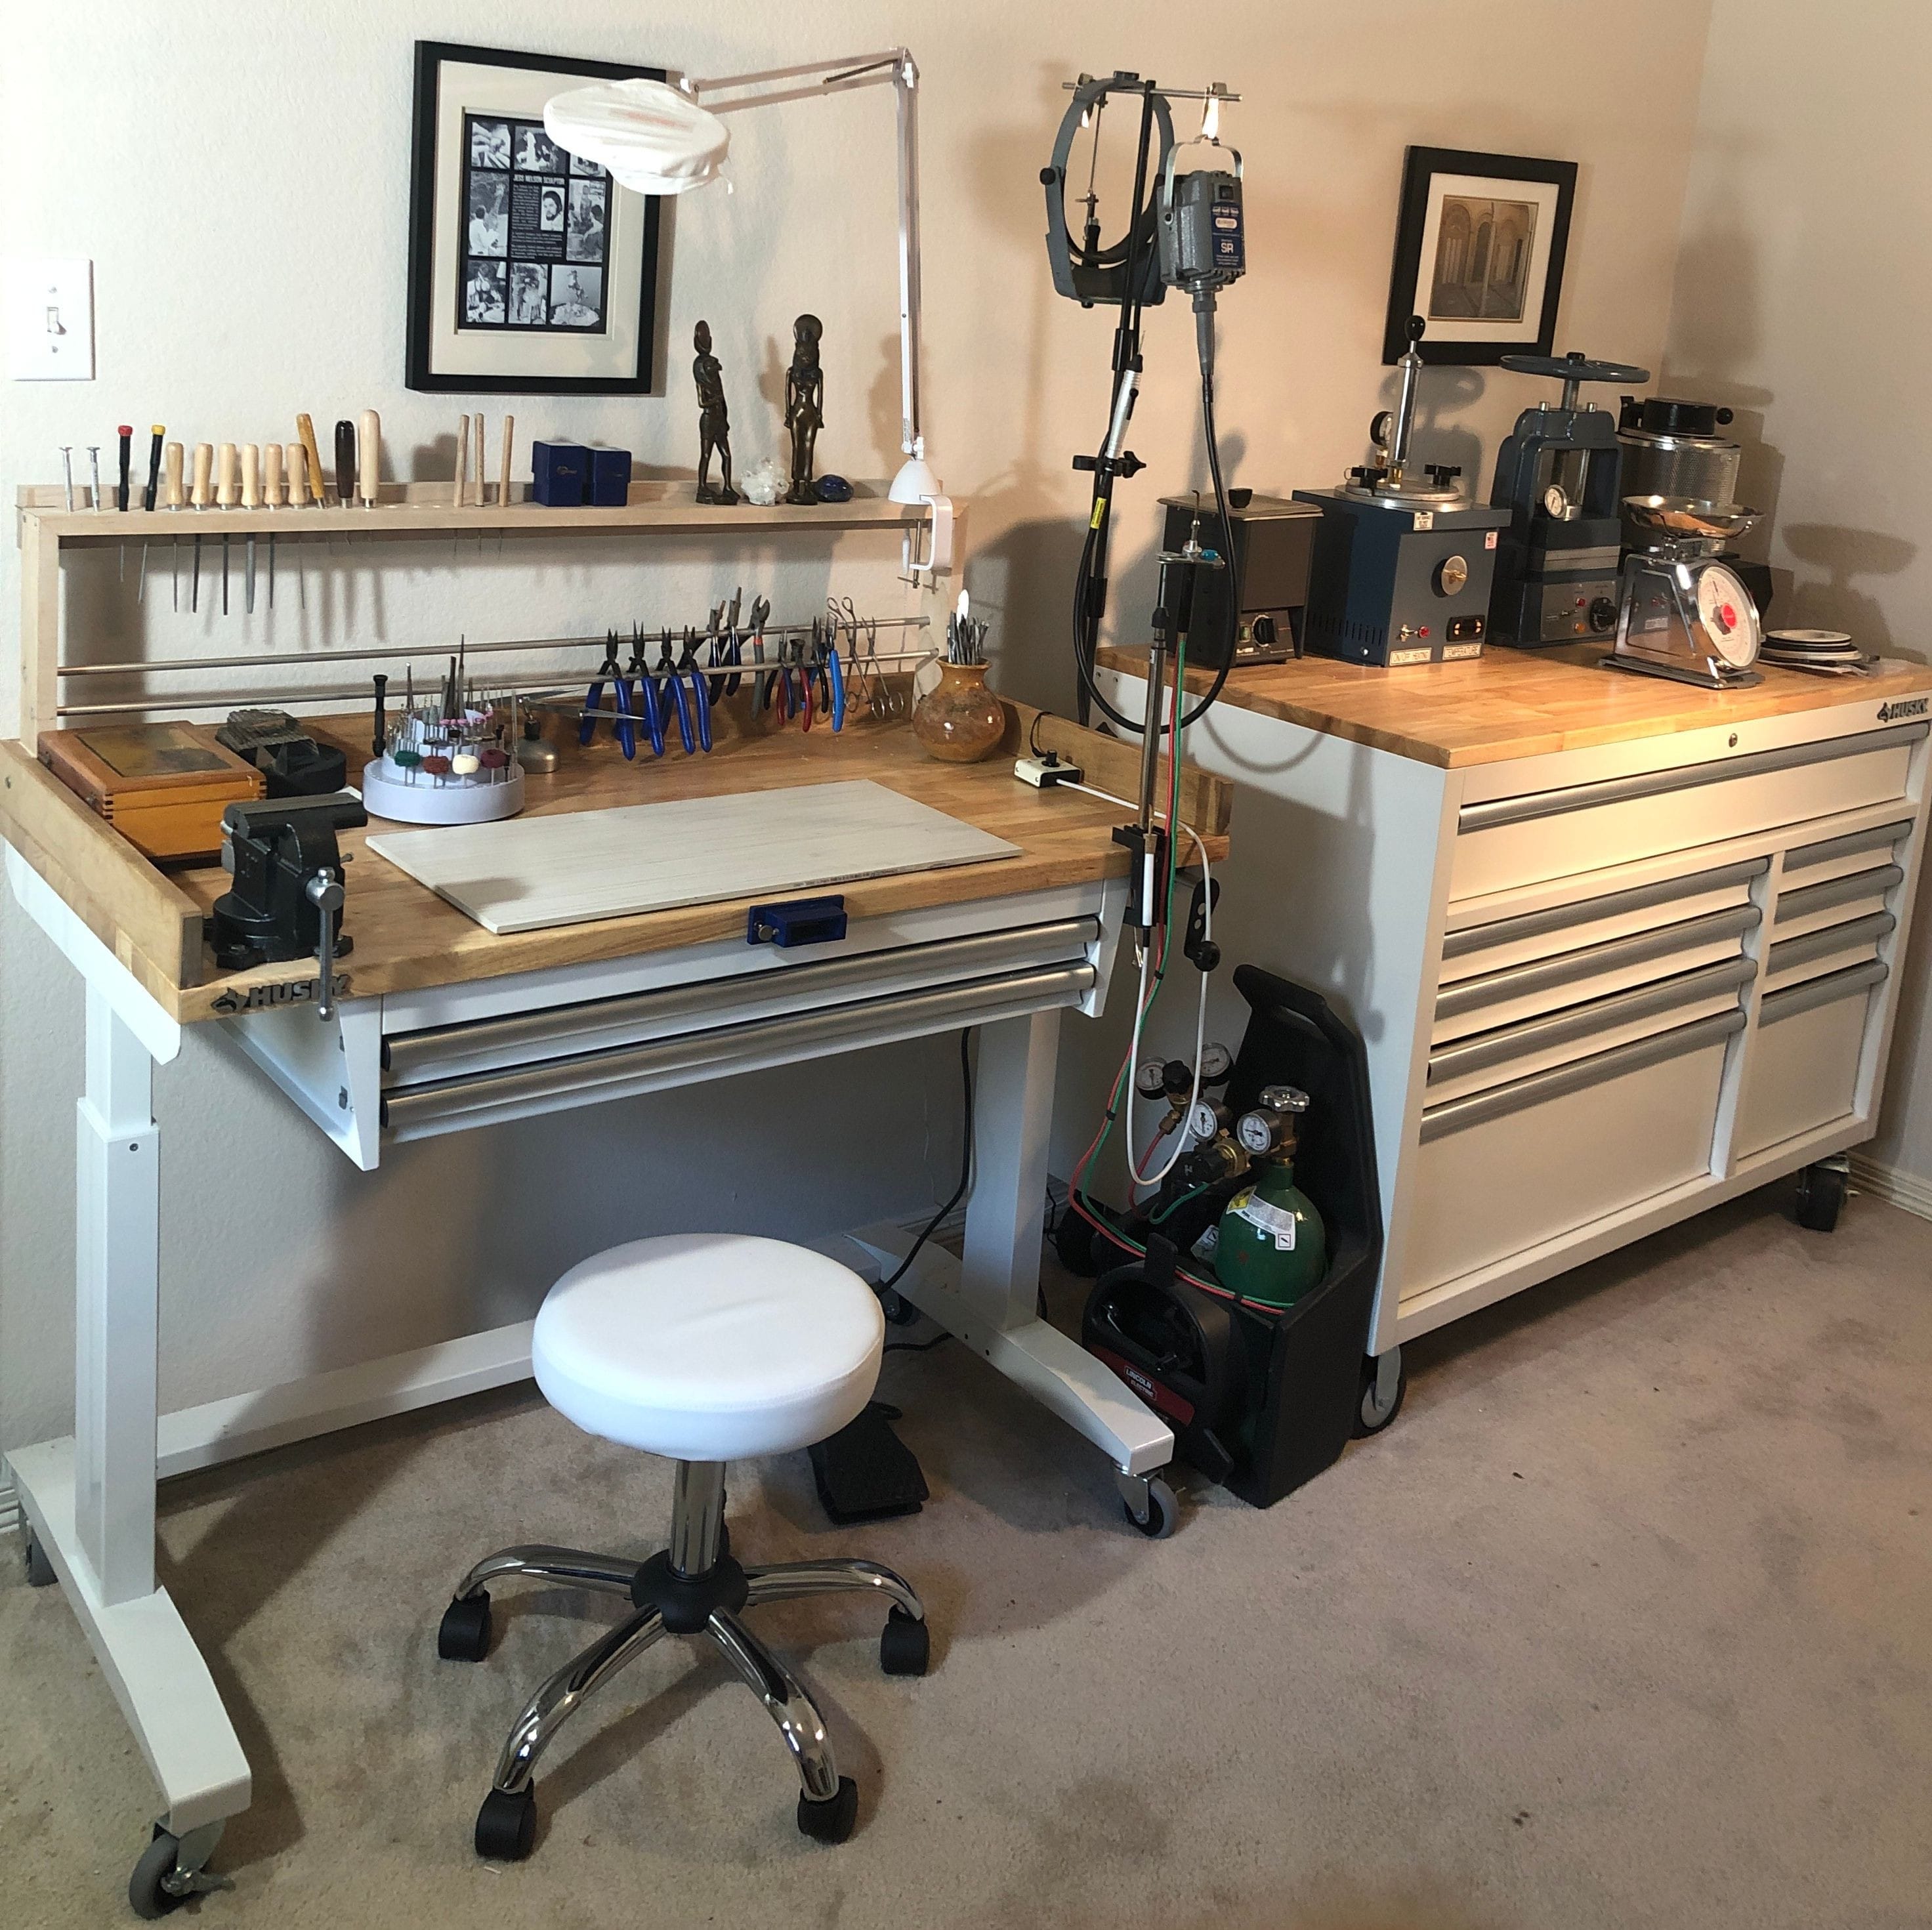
top-left (545, 50), bottom-right (941, 505)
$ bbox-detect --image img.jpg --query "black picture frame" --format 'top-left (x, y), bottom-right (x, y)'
top-left (1382, 146), bottom-right (1577, 366)
top-left (406, 40), bottom-right (665, 394)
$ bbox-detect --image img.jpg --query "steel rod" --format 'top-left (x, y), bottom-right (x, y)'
top-left (57, 618), bottom-right (930, 679)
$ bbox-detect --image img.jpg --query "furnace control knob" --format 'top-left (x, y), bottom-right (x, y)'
top-left (1434, 553), bottom-right (1469, 597)
top-left (1250, 613), bottom-right (1278, 647)
top-left (1589, 595), bottom-right (1618, 633)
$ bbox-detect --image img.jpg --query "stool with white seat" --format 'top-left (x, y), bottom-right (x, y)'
top-left (436, 1234), bottom-right (929, 1859)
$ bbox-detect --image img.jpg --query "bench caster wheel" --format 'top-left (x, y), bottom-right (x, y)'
top-left (438, 1591), bottom-right (492, 1662)
top-left (879, 1605), bottom-right (929, 1676)
top-left (797, 1776), bottom-right (858, 1843)
top-left (878, 1286), bottom-right (920, 1326)
top-left (23, 1531), bottom-right (54, 1588)
top-left (1354, 1347), bottom-right (1406, 1437)
top-left (1795, 1159), bottom-right (1849, 1233)
top-left (1118, 1471), bottom-right (1178, 1540)
top-left (129, 1823), bottom-right (227, 1919)
top-left (475, 1785), bottom-right (536, 1862)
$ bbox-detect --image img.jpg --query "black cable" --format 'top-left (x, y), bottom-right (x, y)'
top-left (884, 1332), bottom-right (951, 1354)
top-left (880, 1030), bottom-right (974, 1291)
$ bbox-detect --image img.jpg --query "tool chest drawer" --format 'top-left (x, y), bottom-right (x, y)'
top-left (1450, 721), bottom-right (1927, 900)
top-left (1736, 962), bottom-right (1888, 1159)
top-left (379, 917), bottom-right (1100, 1142)
top-left (1431, 901), bottom-right (1759, 1045)
top-left (1402, 1013), bottom-right (1742, 1305)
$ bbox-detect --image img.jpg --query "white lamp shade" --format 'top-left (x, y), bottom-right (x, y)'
top-left (543, 79), bottom-right (730, 196)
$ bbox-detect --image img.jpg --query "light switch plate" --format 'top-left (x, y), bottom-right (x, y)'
top-left (5, 257), bottom-right (94, 380)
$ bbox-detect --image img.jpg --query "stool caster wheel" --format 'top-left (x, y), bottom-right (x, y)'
top-left (1354, 1347), bottom-right (1406, 1437)
top-left (475, 1785), bottom-right (537, 1862)
top-left (129, 1824), bottom-right (227, 1918)
top-left (23, 1531), bottom-right (55, 1588)
top-left (796, 1776), bottom-right (858, 1844)
top-left (1118, 1471), bottom-right (1178, 1540)
top-left (438, 1591), bottom-right (492, 1662)
top-left (879, 1605), bottom-right (929, 1676)
top-left (878, 1286), bottom-right (921, 1326)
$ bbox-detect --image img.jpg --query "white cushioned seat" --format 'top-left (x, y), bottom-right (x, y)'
top-left (532, 1234), bottom-right (885, 1462)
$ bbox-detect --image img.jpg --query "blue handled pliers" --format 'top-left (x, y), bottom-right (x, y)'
top-left (581, 631), bottom-right (635, 757)
top-left (656, 630), bottom-right (694, 753)
top-left (627, 625), bottom-right (665, 757)
top-left (676, 627), bottom-right (714, 752)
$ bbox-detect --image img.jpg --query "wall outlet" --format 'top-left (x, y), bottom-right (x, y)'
top-left (5, 257), bottom-right (94, 380)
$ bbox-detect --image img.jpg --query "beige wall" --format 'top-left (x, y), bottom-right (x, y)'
top-left (1, 3), bottom-right (1715, 1450)
top-left (1663, 0), bottom-right (1932, 1185)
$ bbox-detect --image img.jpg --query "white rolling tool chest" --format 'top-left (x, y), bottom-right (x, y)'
top-left (1099, 660), bottom-right (1932, 1353)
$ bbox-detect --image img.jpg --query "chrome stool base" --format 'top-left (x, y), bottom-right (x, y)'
top-left (439, 1459), bottom-right (927, 1858)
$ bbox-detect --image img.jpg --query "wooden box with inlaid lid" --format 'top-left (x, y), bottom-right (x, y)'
top-left (37, 723), bottom-right (264, 863)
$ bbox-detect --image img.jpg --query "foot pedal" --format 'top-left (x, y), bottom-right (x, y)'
top-left (808, 1402), bottom-right (929, 1525)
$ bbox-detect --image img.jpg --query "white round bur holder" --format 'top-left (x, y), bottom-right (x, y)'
top-left (362, 754), bottom-right (525, 824)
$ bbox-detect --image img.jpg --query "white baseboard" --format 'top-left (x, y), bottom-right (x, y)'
top-left (1849, 1154), bottom-right (1932, 1222)
top-left (0, 1205), bottom-right (978, 1537)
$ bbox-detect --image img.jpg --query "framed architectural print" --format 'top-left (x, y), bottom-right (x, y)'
top-left (1382, 146), bottom-right (1577, 365)
top-left (406, 41), bottom-right (665, 393)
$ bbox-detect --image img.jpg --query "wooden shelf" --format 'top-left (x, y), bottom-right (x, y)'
top-left (15, 477), bottom-right (926, 544)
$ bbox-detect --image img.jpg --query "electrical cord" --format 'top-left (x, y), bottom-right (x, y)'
top-left (879, 1029), bottom-right (974, 1292)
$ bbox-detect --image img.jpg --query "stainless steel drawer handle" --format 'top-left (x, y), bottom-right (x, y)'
top-left (384, 961), bottom-right (1096, 1143)
top-left (1783, 817), bottom-right (1912, 873)
top-left (1428, 957), bottom-right (1755, 1085)
top-left (385, 917), bottom-right (1100, 1088)
top-left (1765, 909), bottom-right (1896, 977)
top-left (1773, 863), bottom-right (1904, 926)
top-left (1757, 959), bottom-right (1888, 1028)
top-left (1458, 721), bottom-right (1929, 833)
top-left (1419, 1010), bottom-right (1746, 1144)
top-left (1441, 857), bottom-right (1768, 961)
top-left (1435, 903), bottom-right (1759, 1022)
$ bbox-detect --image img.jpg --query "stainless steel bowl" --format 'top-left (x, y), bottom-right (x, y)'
top-left (1621, 494), bottom-right (1759, 540)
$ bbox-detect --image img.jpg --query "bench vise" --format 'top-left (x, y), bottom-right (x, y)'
top-left (211, 793), bottom-right (368, 1018)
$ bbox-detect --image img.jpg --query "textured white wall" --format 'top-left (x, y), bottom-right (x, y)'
top-left (1663, 0), bottom-right (1932, 1185)
top-left (1, 1), bottom-right (1716, 1450)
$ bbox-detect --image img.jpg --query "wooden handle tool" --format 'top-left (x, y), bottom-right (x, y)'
top-left (262, 440), bottom-right (284, 507)
top-left (453, 413), bottom-right (469, 508)
top-left (142, 426), bottom-right (164, 511)
top-left (190, 442), bottom-right (213, 508)
top-left (498, 415), bottom-right (514, 506)
top-left (240, 444), bottom-right (261, 510)
top-left (295, 414), bottom-right (327, 504)
top-left (215, 442), bottom-right (238, 507)
top-left (333, 420), bottom-right (356, 507)
top-left (471, 413), bottom-right (486, 506)
top-left (162, 442), bottom-right (185, 509)
top-left (285, 442), bottom-right (307, 505)
top-left (358, 409), bottom-right (381, 507)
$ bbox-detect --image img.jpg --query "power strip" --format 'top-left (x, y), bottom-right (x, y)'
top-left (1014, 753), bottom-right (1085, 789)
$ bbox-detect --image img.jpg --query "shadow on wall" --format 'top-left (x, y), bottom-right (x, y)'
top-left (1773, 524), bottom-right (1921, 660)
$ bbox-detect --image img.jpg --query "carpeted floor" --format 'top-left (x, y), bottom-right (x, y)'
top-left (5, 1183), bottom-right (1930, 1929)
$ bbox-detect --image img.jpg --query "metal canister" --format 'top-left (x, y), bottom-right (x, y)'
top-left (1616, 396), bottom-right (1742, 543)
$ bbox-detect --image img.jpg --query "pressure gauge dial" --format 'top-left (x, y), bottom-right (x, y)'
top-left (1200, 1041), bottom-right (1234, 1083)
top-left (1694, 562), bottom-right (1761, 668)
top-left (1235, 1110), bottom-right (1278, 1155)
top-left (1542, 482), bottom-right (1571, 519)
top-left (1187, 1099), bottom-right (1223, 1142)
top-left (1134, 1059), bottom-right (1169, 1099)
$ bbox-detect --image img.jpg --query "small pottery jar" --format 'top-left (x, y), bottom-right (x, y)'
top-left (912, 661), bottom-right (1005, 763)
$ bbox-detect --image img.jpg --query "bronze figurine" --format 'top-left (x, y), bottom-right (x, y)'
top-left (692, 320), bottom-right (738, 505)
top-left (784, 313), bottom-right (824, 505)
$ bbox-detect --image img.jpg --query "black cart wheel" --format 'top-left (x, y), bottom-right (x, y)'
top-left (23, 1531), bottom-right (55, 1588)
top-left (438, 1591), bottom-right (492, 1662)
top-left (879, 1605), bottom-right (930, 1677)
top-left (878, 1286), bottom-right (921, 1326)
top-left (1794, 1161), bottom-right (1849, 1234)
top-left (474, 1785), bottom-right (537, 1862)
top-left (128, 1830), bottom-right (190, 1920)
top-left (1354, 1349), bottom-right (1407, 1437)
top-left (796, 1776), bottom-right (858, 1844)
top-left (1123, 1474), bottom-right (1179, 1540)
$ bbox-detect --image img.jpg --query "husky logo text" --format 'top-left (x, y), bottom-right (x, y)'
top-left (1877, 697), bottom-right (1929, 723)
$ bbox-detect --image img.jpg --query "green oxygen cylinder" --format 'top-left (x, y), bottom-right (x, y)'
top-left (1213, 1085), bottom-right (1328, 1309)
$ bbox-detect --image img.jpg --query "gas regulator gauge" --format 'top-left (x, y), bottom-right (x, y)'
top-left (1693, 561), bottom-right (1761, 668)
top-left (1134, 1058), bottom-right (1169, 1099)
top-left (1187, 1099), bottom-right (1223, 1141)
top-left (1199, 1041), bottom-right (1233, 1083)
top-left (1235, 1110), bottom-right (1279, 1155)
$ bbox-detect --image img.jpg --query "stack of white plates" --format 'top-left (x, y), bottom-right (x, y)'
top-left (1760, 629), bottom-right (1872, 676)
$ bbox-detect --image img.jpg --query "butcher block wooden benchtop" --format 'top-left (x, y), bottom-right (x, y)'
top-left (1097, 642), bottom-right (1932, 768)
top-left (0, 699), bottom-right (1228, 1022)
